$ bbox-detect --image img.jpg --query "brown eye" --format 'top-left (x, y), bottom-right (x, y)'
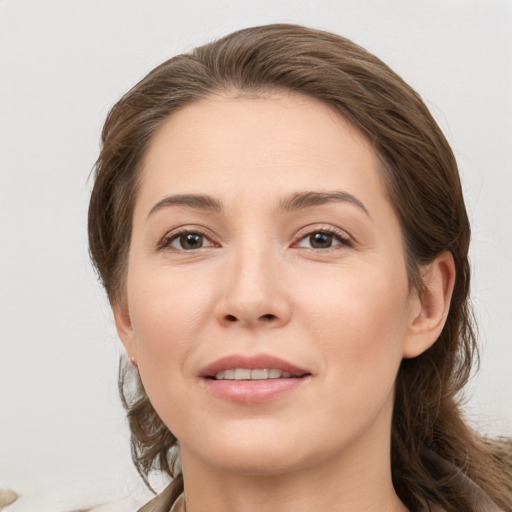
top-left (296, 230), bottom-right (351, 250)
top-left (168, 232), bottom-right (213, 250)
top-left (308, 232), bottom-right (334, 249)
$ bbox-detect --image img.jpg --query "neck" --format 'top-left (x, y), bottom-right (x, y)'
top-left (183, 459), bottom-right (406, 512)
top-left (180, 410), bottom-right (408, 512)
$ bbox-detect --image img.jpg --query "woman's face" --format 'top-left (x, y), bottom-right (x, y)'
top-left (116, 93), bottom-right (424, 477)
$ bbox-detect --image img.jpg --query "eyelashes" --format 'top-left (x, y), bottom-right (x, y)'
top-left (294, 228), bottom-right (352, 250)
top-left (158, 228), bottom-right (216, 251)
top-left (157, 225), bottom-right (353, 252)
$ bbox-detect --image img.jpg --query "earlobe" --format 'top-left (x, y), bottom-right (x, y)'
top-left (403, 251), bottom-right (456, 359)
top-left (113, 300), bottom-right (136, 357)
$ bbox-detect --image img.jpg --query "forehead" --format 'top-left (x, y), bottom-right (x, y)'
top-left (136, 92), bottom-right (385, 213)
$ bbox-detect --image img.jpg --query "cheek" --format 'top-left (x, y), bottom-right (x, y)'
top-left (125, 276), bottom-right (209, 426)
top-left (126, 265), bottom-right (214, 379)
top-left (299, 262), bottom-right (411, 388)
top-left (296, 273), bottom-right (410, 446)
top-left (301, 260), bottom-right (410, 341)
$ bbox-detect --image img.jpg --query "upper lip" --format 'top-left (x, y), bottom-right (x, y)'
top-left (199, 354), bottom-right (310, 378)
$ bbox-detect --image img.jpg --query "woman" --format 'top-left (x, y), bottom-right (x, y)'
top-left (88, 24), bottom-right (511, 512)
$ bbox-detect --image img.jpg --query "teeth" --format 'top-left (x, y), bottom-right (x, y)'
top-left (251, 369), bottom-right (269, 379)
top-left (234, 368), bottom-right (251, 380)
top-left (214, 368), bottom-right (294, 380)
top-left (269, 369), bottom-right (281, 379)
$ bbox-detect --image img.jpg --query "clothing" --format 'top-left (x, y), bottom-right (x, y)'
top-left (138, 484), bottom-right (504, 512)
top-left (139, 487), bottom-right (441, 512)
top-left (137, 477), bottom-right (505, 512)
top-left (137, 481), bottom-right (181, 512)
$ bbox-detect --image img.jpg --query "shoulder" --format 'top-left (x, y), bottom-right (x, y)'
top-left (137, 480), bottom-right (183, 512)
top-left (140, 469), bottom-right (506, 512)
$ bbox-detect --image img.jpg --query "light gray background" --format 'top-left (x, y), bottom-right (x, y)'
top-left (1, 0), bottom-right (511, 507)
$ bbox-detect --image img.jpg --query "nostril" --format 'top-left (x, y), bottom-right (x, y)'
top-left (222, 313), bottom-right (278, 324)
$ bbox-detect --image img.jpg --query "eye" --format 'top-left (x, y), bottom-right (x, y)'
top-left (163, 231), bottom-right (215, 251)
top-left (296, 230), bottom-right (351, 249)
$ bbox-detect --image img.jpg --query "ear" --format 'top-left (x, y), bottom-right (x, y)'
top-left (403, 251), bottom-right (456, 359)
top-left (113, 299), bottom-right (136, 359)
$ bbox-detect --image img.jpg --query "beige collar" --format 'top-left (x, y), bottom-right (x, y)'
top-left (169, 493), bottom-right (185, 512)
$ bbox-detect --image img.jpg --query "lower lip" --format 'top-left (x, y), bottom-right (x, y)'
top-left (202, 377), bottom-right (309, 403)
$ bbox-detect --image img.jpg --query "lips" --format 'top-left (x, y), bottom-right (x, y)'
top-left (199, 354), bottom-right (311, 403)
top-left (214, 368), bottom-right (293, 380)
top-left (200, 354), bottom-right (310, 380)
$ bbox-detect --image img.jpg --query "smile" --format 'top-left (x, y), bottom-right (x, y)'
top-left (214, 369), bottom-right (293, 380)
top-left (201, 354), bottom-right (310, 380)
top-left (200, 354), bottom-right (311, 402)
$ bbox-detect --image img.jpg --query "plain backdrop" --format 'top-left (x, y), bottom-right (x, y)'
top-left (1, 0), bottom-right (511, 506)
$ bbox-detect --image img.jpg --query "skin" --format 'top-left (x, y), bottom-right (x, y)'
top-left (114, 93), bottom-right (455, 512)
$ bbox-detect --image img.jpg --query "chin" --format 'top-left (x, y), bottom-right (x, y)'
top-left (180, 419), bottom-right (333, 478)
top-left (207, 445), bottom-right (307, 477)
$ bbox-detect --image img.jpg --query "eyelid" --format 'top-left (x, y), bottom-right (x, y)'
top-left (157, 226), bottom-right (219, 251)
top-left (156, 224), bottom-right (353, 251)
top-left (292, 225), bottom-right (353, 249)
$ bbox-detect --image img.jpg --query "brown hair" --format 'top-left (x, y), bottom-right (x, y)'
top-left (88, 24), bottom-right (512, 511)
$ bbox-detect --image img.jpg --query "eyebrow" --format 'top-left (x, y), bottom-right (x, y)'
top-left (147, 194), bottom-right (222, 219)
top-left (147, 190), bottom-right (369, 219)
top-left (278, 191), bottom-right (370, 217)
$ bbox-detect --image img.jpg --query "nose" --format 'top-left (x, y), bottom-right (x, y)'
top-left (214, 244), bottom-right (292, 329)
